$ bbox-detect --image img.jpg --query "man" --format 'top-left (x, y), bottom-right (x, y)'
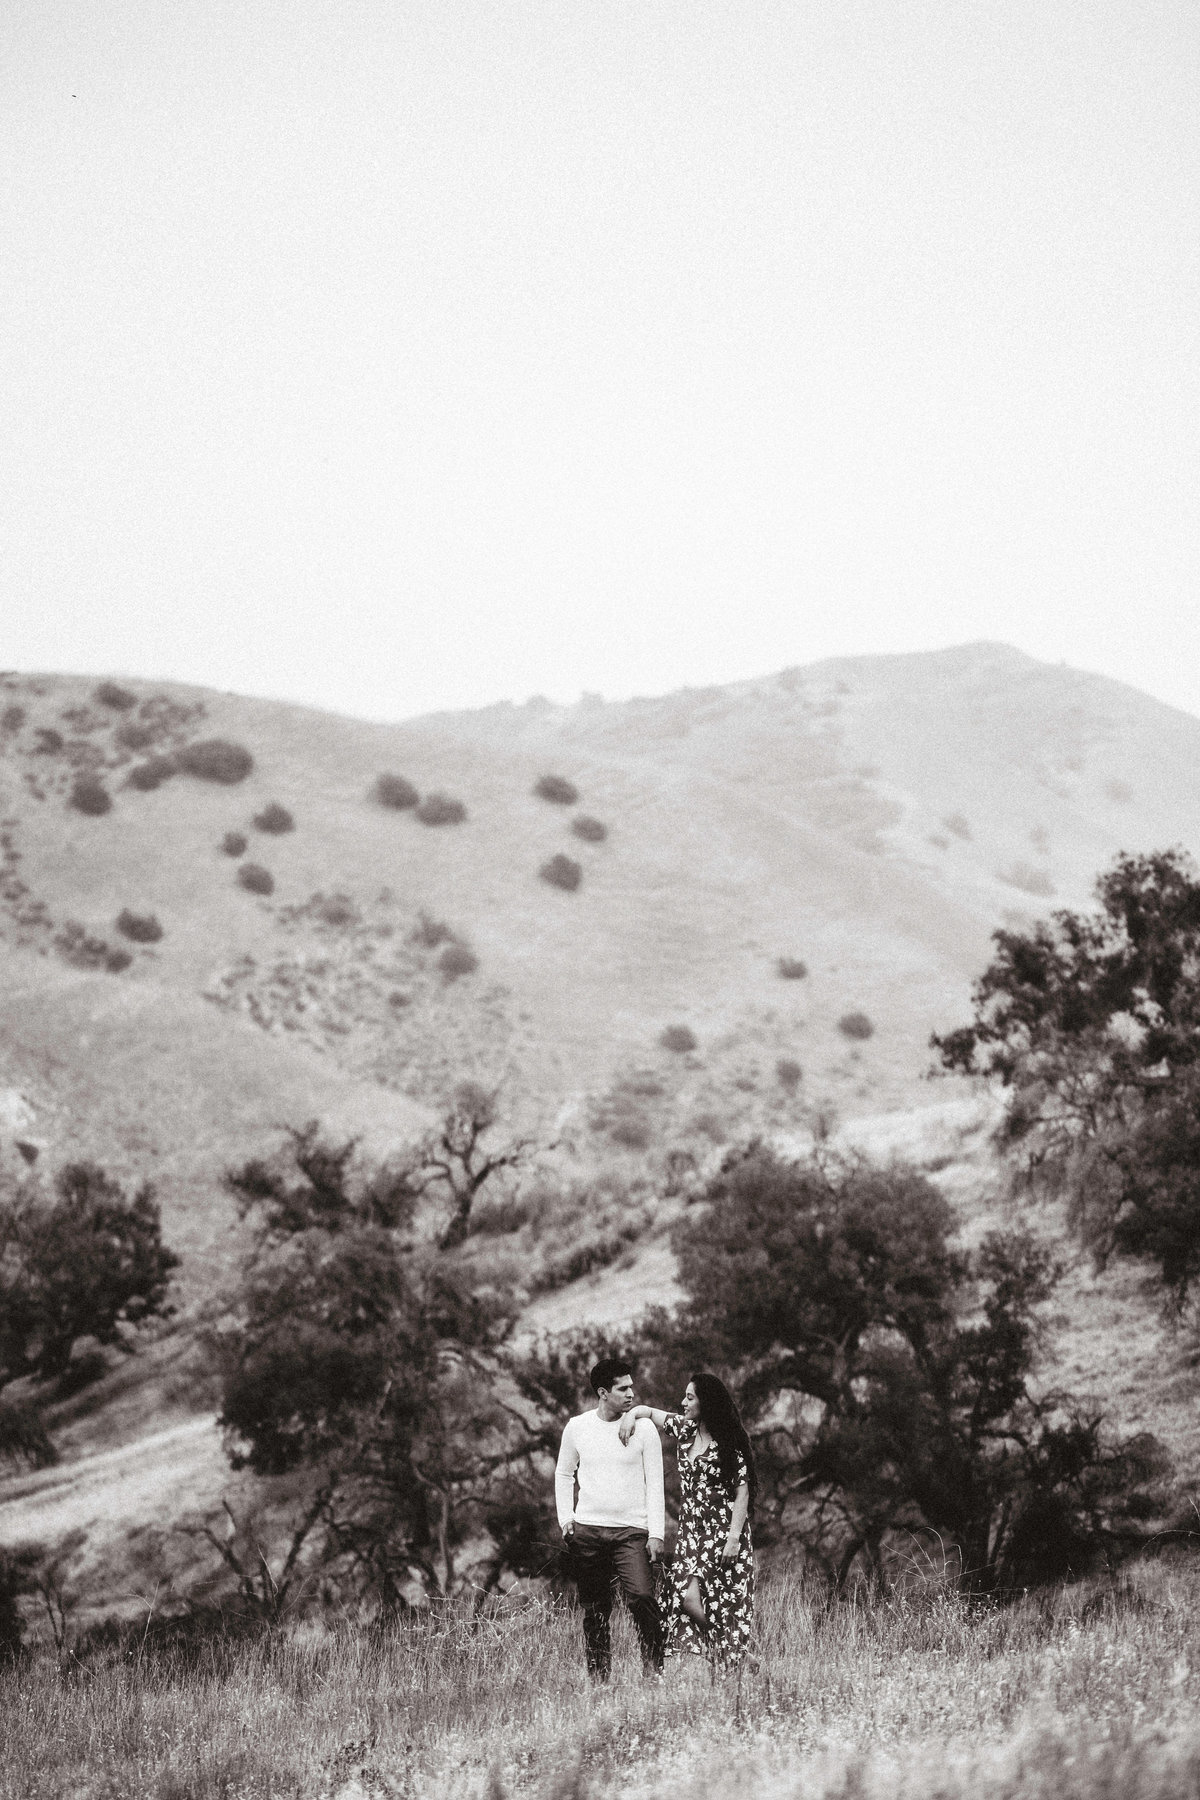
top-left (555, 1356), bottom-right (665, 1680)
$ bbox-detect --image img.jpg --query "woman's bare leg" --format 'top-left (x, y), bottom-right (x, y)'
top-left (681, 1576), bottom-right (707, 1629)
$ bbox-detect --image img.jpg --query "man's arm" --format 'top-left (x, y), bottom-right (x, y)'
top-left (554, 1418), bottom-right (580, 1535)
top-left (639, 1419), bottom-right (665, 1547)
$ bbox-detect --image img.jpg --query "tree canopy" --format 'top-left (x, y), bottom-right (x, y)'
top-left (933, 848), bottom-right (1200, 1306)
top-left (650, 1143), bottom-right (1169, 1592)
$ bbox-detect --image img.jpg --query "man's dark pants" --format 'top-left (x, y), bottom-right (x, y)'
top-left (569, 1523), bottom-right (664, 1679)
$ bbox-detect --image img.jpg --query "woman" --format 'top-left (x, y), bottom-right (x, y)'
top-left (618, 1371), bottom-right (755, 1669)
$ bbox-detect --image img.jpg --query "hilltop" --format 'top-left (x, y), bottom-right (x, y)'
top-left (4, 642), bottom-right (1200, 1590)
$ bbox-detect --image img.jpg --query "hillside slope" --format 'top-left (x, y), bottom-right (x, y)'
top-left (4, 644), bottom-right (1200, 1592)
top-left (4, 642), bottom-right (1200, 1264)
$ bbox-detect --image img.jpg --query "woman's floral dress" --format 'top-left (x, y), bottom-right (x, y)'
top-left (662, 1413), bottom-right (754, 1668)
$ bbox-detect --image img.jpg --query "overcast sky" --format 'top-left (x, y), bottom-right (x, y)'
top-left (3, 1), bottom-right (1197, 722)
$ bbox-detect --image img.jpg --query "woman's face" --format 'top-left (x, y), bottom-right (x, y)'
top-left (682, 1381), bottom-right (701, 1421)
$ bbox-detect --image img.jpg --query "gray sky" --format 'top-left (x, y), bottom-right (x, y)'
top-left (3, 1), bottom-right (1197, 722)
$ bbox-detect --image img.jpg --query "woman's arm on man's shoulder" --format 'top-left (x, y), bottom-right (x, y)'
top-left (618, 1405), bottom-right (672, 1443)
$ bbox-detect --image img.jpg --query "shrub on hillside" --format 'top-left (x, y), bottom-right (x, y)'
top-left (33, 728), bottom-right (63, 755)
top-left (659, 1024), bottom-right (697, 1054)
top-left (609, 1117), bottom-right (651, 1151)
top-left (94, 682), bottom-right (136, 712)
top-left (1, 706), bottom-right (25, 733)
top-left (238, 863), bottom-right (274, 896)
top-left (68, 776), bottom-right (111, 816)
top-left (0, 1161), bottom-right (177, 1382)
top-left (53, 921), bottom-right (118, 970)
top-left (126, 756), bottom-right (175, 791)
top-left (838, 1011), bottom-right (874, 1041)
top-left (116, 910), bottom-right (163, 944)
top-left (776, 1057), bottom-right (803, 1091)
top-left (540, 854), bottom-right (582, 893)
top-left (571, 815), bottom-right (608, 843)
top-left (534, 775), bottom-right (579, 806)
top-left (105, 949), bottom-right (132, 972)
top-left (253, 803), bottom-right (294, 835)
top-left (438, 943), bottom-right (479, 982)
top-left (116, 722), bottom-right (156, 751)
top-left (943, 812), bottom-right (972, 841)
top-left (177, 739), bottom-right (254, 784)
top-left (221, 831), bottom-right (248, 857)
top-left (416, 792), bottom-right (467, 826)
top-left (373, 774), bottom-right (420, 810)
top-left (411, 912), bottom-right (456, 949)
top-left (777, 957), bottom-right (808, 980)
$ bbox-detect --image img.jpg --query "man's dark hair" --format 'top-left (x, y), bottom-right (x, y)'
top-left (589, 1357), bottom-right (633, 1395)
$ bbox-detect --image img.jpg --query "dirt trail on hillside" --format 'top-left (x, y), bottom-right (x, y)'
top-left (0, 1415), bottom-right (225, 1554)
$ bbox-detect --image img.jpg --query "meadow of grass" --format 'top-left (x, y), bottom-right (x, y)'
top-left (6, 1560), bottom-right (1200, 1800)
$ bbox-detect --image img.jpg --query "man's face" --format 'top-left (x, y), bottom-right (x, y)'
top-left (603, 1374), bottom-right (636, 1413)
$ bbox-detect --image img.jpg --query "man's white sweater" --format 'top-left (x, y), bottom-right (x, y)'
top-left (555, 1409), bottom-right (665, 1538)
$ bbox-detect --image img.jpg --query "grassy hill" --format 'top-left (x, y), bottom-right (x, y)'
top-left (4, 642), bottom-right (1200, 1591)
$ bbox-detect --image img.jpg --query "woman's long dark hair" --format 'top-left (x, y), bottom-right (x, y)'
top-left (691, 1371), bottom-right (758, 1513)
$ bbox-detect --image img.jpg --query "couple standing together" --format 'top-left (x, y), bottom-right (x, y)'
top-left (554, 1358), bottom-right (756, 1680)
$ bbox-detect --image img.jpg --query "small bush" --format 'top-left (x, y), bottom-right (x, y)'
top-left (776, 957), bottom-right (808, 980)
top-left (94, 681), bottom-right (136, 711)
top-left (373, 773), bottom-right (420, 810)
top-left (116, 722), bottom-right (156, 750)
top-left (237, 863), bottom-right (274, 896)
top-left (177, 739), bottom-right (254, 784)
top-left (540, 854), bottom-right (582, 892)
top-left (776, 1057), bottom-right (803, 1091)
top-left (438, 943), bottom-right (479, 982)
top-left (1, 705), bottom-right (25, 733)
top-left (610, 1118), bottom-right (652, 1151)
top-left (69, 776), bottom-right (112, 817)
top-left (838, 1011), bottom-right (874, 1041)
top-left (221, 831), bottom-right (248, 857)
top-left (535, 774), bottom-right (579, 806)
top-left (411, 912), bottom-right (456, 949)
top-left (105, 949), bottom-right (133, 973)
top-left (416, 792), bottom-right (466, 826)
top-left (126, 756), bottom-right (175, 791)
top-left (116, 910), bottom-right (163, 944)
top-left (571, 815), bottom-right (608, 843)
top-left (659, 1024), bottom-right (697, 1054)
top-left (314, 893), bottom-right (357, 927)
top-left (943, 812), bottom-right (972, 841)
top-left (33, 728), bottom-right (63, 755)
top-left (253, 803), bottom-right (294, 835)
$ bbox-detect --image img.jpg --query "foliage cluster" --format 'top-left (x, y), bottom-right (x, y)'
top-left (126, 756), bottom-right (176, 791)
top-left (93, 682), bottom-right (136, 712)
top-left (571, 815), bottom-right (607, 843)
top-left (935, 849), bottom-right (1200, 1309)
top-left (417, 793), bottom-right (467, 826)
top-left (838, 1011), bottom-right (874, 1040)
top-left (540, 853), bottom-right (582, 892)
top-left (68, 777), bottom-right (111, 817)
top-left (634, 1144), bottom-right (1172, 1593)
top-left (116, 909), bottom-right (163, 944)
top-left (176, 740), bottom-right (254, 784)
top-left (253, 803), bottom-right (294, 835)
top-left (373, 774), bottom-right (420, 810)
top-left (534, 775), bottom-right (579, 805)
top-left (237, 864), bottom-right (274, 896)
top-left (0, 1161), bottom-right (177, 1471)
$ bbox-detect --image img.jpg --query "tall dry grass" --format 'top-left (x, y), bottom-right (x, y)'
top-left (5, 1562), bottom-right (1200, 1799)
